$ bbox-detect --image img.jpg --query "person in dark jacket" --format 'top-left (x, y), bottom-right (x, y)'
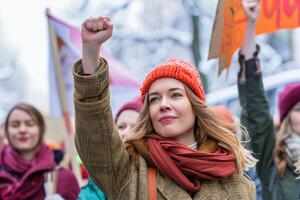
top-left (237, 0), bottom-right (300, 199)
top-left (0, 103), bottom-right (80, 200)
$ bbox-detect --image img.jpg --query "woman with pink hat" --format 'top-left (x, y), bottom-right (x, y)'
top-left (73, 1), bottom-right (257, 199)
top-left (115, 98), bottom-right (142, 140)
top-left (237, 0), bottom-right (300, 199)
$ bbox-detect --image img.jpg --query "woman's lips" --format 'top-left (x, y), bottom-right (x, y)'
top-left (159, 116), bottom-right (176, 124)
top-left (19, 137), bottom-right (29, 142)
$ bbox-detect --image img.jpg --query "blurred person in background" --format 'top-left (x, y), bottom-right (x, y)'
top-left (0, 103), bottom-right (80, 200)
top-left (115, 98), bottom-right (142, 140)
top-left (0, 123), bottom-right (8, 148)
top-left (237, 0), bottom-right (300, 199)
top-left (78, 98), bottom-right (142, 200)
top-left (72, 1), bottom-right (258, 198)
top-left (211, 105), bottom-right (263, 200)
top-left (45, 139), bottom-right (66, 167)
top-left (210, 105), bottom-right (238, 135)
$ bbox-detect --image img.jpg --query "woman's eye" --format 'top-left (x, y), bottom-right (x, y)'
top-left (117, 125), bottom-right (126, 130)
top-left (10, 123), bottom-right (19, 128)
top-left (292, 107), bottom-right (300, 112)
top-left (26, 122), bottom-right (35, 127)
top-left (149, 97), bottom-right (159, 104)
top-left (172, 93), bottom-right (182, 98)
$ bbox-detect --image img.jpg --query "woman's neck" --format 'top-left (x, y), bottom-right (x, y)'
top-left (19, 149), bottom-right (38, 161)
top-left (174, 129), bottom-right (196, 147)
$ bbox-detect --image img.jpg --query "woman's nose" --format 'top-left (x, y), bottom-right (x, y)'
top-left (19, 123), bottom-right (27, 133)
top-left (159, 97), bottom-right (171, 112)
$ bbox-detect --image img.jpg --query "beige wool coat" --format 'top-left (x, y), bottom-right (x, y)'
top-left (73, 58), bottom-right (256, 200)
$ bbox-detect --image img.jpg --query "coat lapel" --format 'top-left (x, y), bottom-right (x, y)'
top-left (156, 171), bottom-right (192, 200)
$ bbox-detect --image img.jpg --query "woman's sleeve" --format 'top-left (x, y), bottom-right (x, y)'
top-left (56, 168), bottom-right (80, 200)
top-left (237, 46), bottom-right (275, 197)
top-left (73, 58), bottom-right (131, 200)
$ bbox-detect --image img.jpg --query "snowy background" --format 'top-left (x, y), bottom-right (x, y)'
top-left (1, 0), bottom-right (300, 123)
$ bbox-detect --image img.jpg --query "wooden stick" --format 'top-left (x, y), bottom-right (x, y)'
top-left (46, 8), bottom-right (83, 186)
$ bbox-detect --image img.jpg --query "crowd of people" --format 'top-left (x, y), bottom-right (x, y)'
top-left (1, 0), bottom-right (300, 199)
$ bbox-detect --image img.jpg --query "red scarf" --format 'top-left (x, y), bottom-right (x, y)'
top-left (147, 134), bottom-right (236, 195)
top-left (0, 144), bottom-right (55, 200)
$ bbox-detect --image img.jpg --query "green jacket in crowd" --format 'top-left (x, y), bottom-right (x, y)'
top-left (73, 58), bottom-right (255, 200)
top-left (237, 53), bottom-right (300, 200)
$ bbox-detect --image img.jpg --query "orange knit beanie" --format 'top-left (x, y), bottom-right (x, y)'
top-left (210, 105), bottom-right (234, 124)
top-left (140, 58), bottom-right (205, 103)
top-left (210, 105), bottom-right (237, 133)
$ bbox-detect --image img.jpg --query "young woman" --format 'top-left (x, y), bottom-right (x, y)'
top-left (0, 103), bottom-right (80, 200)
top-left (115, 98), bottom-right (142, 140)
top-left (73, 2), bottom-right (257, 199)
top-left (237, 0), bottom-right (300, 199)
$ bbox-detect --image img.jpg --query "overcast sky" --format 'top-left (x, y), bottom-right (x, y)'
top-left (0, 0), bottom-right (75, 113)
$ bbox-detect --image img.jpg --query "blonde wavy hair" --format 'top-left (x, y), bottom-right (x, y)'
top-left (125, 84), bottom-right (257, 174)
top-left (273, 112), bottom-right (300, 177)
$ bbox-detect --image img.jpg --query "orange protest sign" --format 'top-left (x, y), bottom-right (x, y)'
top-left (209, 0), bottom-right (300, 74)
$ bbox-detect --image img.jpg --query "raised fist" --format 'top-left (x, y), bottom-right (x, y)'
top-left (81, 17), bottom-right (113, 74)
top-left (81, 17), bottom-right (113, 47)
top-left (242, 0), bottom-right (259, 22)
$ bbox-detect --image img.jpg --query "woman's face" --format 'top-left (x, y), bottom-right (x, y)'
top-left (290, 102), bottom-right (300, 135)
top-left (148, 78), bottom-right (196, 145)
top-left (7, 109), bottom-right (40, 152)
top-left (116, 109), bottom-right (140, 140)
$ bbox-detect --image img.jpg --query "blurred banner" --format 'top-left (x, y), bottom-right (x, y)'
top-left (46, 10), bottom-right (141, 117)
top-left (209, 0), bottom-right (300, 73)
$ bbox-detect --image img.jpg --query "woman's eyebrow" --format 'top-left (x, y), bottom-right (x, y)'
top-left (169, 88), bottom-right (183, 92)
top-left (149, 92), bottom-right (159, 96)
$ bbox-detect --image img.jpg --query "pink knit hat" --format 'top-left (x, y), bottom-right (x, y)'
top-left (115, 98), bottom-right (142, 122)
top-left (278, 82), bottom-right (300, 122)
top-left (140, 58), bottom-right (205, 103)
